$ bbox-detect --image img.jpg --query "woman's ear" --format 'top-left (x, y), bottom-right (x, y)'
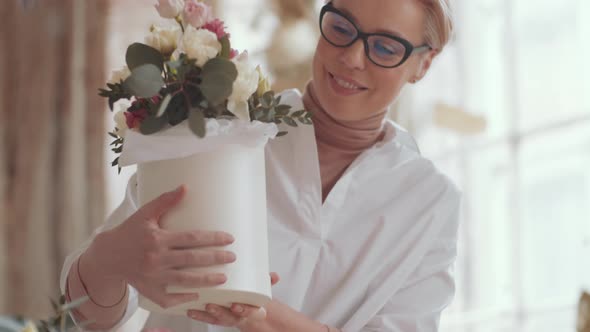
top-left (412, 49), bottom-right (438, 83)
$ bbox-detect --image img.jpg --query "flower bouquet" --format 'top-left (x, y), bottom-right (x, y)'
top-left (98, 0), bottom-right (311, 315)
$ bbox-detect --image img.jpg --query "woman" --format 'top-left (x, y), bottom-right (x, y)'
top-left (60, 0), bottom-right (459, 331)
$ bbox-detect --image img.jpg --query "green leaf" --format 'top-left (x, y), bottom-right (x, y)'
top-left (219, 35), bottom-right (231, 59)
top-left (123, 64), bottom-right (164, 98)
top-left (111, 157), bottom-right (119, 167)
top-left (300, 117), bottom-right (312, 125)
top-left (61, 296), bottom-right (89, 312)
top-left (283, 117), bottom-right (298, 127)
top-left (276, 131), bottom-right (288, 137)
top-left (261, 91), bottom-right (274, 108)
top-left (291, 110), bottom-right (305, 118)
top-left (275, 104), bottom-right (291, 115)
top-left (76, 319), bottom-right (97, 331)
top-left (188, 108), bottom-right (206, 138)
top-left (140, 115), bottom-right (168, 135)
top-left (156, 94), bottom-right (173, 117)
top-left (274, 95), bottom-right (282, 105)
top-left (126, 42), bottom-right (164, 71)
top-left (108, 132), bottom-right (118, 139)
top-left (252, 109), bottom-right (263, 121)
top-left (50, 298), bottom-right (59, 312)
top-left (200, 58), bottom-right (238, 105)
top-left (166, 58), bottom-right (184, 72)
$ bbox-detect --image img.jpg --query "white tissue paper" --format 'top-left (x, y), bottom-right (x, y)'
top-left (119, 118), bottom-right (278, 167)
top-left (120, 118), bottom-right (278, 315)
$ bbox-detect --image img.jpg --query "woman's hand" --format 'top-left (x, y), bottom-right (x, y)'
top-left (85, 185), bottom-right (237, 309)
top-left (186, 273), bottom-right (280, 329)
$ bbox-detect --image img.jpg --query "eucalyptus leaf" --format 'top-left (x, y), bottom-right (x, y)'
top-left (188, 108), bottom-right (206, 138)
top-left (275, 104), bottom-right (291, 115)
top-left (219, 35), bottom-right (231, 59)
top-left (291, 110), bottom-right (305, 118)
top-left (283, 117), bottom-right (298, 127)
top-left (140, 115), bottom-right (168, 135)
top-left (200, 58), bottom-right (237, 105)
top-left (126, 42), bottom-right (164, 71)
top-left (156, 94), bottom-right (172, 117)
top-left (123, 64), bottom-right (164, 98)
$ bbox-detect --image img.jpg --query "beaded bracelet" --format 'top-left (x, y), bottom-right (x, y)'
top-left (77, 253), bottom-right (127, 308)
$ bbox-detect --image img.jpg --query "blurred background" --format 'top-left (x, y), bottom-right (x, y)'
top-left (1, 0), bottom-right (589, 331)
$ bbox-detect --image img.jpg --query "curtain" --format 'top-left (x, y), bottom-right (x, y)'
top-left (0, 0), bottom-right (109, 319)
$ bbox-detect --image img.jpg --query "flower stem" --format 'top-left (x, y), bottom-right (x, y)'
top-left (176, 16), bottom-right (185, 33)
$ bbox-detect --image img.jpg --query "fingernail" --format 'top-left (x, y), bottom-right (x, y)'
top-left (225, 234), bottom-right (235, 244)
top-left (207, 305), bottom-right (217, 314)
top-left (213, 274), bottom-right (227, 284)
top-left (234, 305), bottom-right (244, 313)
top-left (175, 185), bottom-right (184, 193)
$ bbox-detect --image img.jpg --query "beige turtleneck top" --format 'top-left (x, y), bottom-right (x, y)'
top-left (302, 82), bottom-right (387, 202)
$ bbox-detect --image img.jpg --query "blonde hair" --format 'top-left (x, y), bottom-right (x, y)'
top-left (325, 0), bottom-right (454, 51)
top-left (417, 0), bottom-right (454, 51)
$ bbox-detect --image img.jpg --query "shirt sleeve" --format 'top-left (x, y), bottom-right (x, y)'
top-left (59, 174), bottom-right (142, 332)
top-left (357, 199), bottom-right (460, 332)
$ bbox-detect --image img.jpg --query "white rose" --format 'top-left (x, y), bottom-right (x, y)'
top-left (21, 321), bottom-right (38, 332)
top-left (113, 101), bottom-right (132, 137)
top-left (145, 26), bottom-right (182, 56)
top-left (108, 66), bottom-right (131, 85)
top-left (227, 52), bottom-right (259, 121)
top-left (182, 0), bottom-right (213, 29)
top-left (181, 26), bottom-right (221, 67)
top-left (154, 0), bottom-right (184, 19)
top-left (227, 100), bottom-right (250, 122)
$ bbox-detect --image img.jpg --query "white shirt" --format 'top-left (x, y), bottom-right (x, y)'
top-left (61, 89), bottom-right (461, 332)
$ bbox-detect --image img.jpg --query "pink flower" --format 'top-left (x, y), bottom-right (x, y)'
top-left (182, 0), bottom-right (213, 29)
top-left (154, 0), bottom-right (183, 19)
top-left (150, 95), bottom-right (162, 104)
top-left (125, 108), bottom-right (148, 129)
top-left (229, 48), bottom-right (239, 59)
top-left (203, 19), bottom-right (229, 39)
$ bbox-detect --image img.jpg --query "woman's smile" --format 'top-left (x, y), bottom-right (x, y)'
top-left (326, 69), bottom-right (369, 96)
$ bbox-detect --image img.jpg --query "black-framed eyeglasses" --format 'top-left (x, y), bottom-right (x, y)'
top-left (320, 2), bottom-right (432, 68)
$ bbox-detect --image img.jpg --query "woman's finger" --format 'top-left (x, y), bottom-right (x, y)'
top-left (159, 270), bottom-right (227, 288)
top-left (187, 310), bottom-right (220, 325)
top-left (158, 249), bottom-right (236, 269)
top-left (136, 186), bottom-right (186, 223)
top-left (270, 272), bottom-right (280, 286)
top-left (230, 303), bottom-right (260, 318)
top-left (137, 283), bottom-right (200, 310)
top-left (205, 304), bottom-right (243, 326)
top-left (162, 230), bottom-right (234, 249)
